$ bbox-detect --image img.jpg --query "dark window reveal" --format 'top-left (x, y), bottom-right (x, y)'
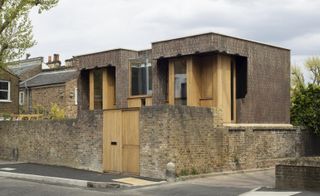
top-left (131, 60), bottom-right (152, 96)
top-left (236, 56), bottom-right (248, 99)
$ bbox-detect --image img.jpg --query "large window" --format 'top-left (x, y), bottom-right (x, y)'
top-left (130, 59), bottom-right (152, 96)
top-left (0, 80), bottom-right (10, 102)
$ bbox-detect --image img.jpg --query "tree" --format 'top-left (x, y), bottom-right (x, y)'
top-left (291, 56), bottom-right (320, 135)
top-left (305, 56), bottom-right (320, 85)
top-left (0, 0), bottom-right (58, 67)
top-left (291, 84), bottom-right (320, 135)
top-left (291, 65), bottom-right (305, 94)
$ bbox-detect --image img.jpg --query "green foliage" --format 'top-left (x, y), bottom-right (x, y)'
top-left (291, 66), bottom-right (305, 93)
top-left (49, 103), bottom-right (65, 120)
top-left (291, 84), bottom-right (320, 135)
top-left (0, 0), bottom-right (59, 66)
top-left (305, 57), bottom-right (320, 85)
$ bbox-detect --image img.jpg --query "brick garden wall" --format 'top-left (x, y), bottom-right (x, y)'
top-left (0, 111), bottom-right (103, 172)
top-left (140, 105), bottom-right (313, 179)
top-left (276, 157), bottom-right (320, 190)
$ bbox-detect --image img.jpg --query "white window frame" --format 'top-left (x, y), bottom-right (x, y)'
top-left (0, 80), bottom-right (11, 102)
top-left (19, 91), bottom-right (25, 105)
top-left (74, 88), bottom-right (78, 105)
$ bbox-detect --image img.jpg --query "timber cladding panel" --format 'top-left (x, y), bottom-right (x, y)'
top-left (152, 33), bottom-right (290, 124)
top-left (0, 111), bottom-right (103, 171)
top-left (140, 105), bottom-right (312, 179)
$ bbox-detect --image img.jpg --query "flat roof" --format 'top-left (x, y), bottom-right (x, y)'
top-left (152, 32), bottom-right (290, 51)
top-left (74, 48), bottom-right (137, 58)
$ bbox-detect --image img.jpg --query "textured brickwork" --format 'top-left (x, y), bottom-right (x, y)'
top-left (140, 105), bottom-right (312, 179)
top-left (276, 157), bottom-right (320, 190)
top-left (152, 33), bottom-right (290, 124)
top-left (0, 68), bottom-right (19, 114)
top-left (0, 111), bottom-right (103, 171)
top-left (27, 79), bottom-right (78, 118)
top-left (31, 84), bottom-right (65, 110)
top-left (64, 79), bottom-right (78, 118)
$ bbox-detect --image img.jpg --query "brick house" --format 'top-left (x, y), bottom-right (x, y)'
top-left (19, 69), bottom-right (79, 118)
top-left (0, 67), bottom-right (19, 114)
top-left (71, 32), bottom-right (291, 176)
top-left (76, 33), bottom-right (290, 124)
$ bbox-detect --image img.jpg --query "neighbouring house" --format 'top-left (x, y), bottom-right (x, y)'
top-left (19, 68), bottom-right (79, 118)
top-left (7, 56), bottom-right (43, 81)
top-left (2, 33), bottom-right (313, 180)
top-left (0, 67), bottom-right (19, 114)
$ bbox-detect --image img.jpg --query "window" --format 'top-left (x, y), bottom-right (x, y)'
top-left (130, 59), bottom-right (152, 96)
top-left (174, 60), bottom-right (187, 105)
top-left (19, 91), bottom-right (24, 105)
top-left (0, 80), bottom-right (10, 102)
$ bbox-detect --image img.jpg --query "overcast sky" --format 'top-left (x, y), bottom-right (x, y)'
top-left (28, 0), bottom-right (320, 78)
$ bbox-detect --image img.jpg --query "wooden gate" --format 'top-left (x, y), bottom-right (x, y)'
top-left (103, 109), bottom-right (140, 175)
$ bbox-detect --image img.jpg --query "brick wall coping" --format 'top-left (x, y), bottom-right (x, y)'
top-left (223, 123), bottom-right (294, 129)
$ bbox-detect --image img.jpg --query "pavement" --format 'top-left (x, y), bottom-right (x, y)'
top-left (0, 161), bottom-right (162, 188)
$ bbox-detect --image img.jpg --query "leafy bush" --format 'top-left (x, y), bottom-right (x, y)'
top-left (49, 103), bottom-right (65, 120)
top-left (291, 84), bottom-right (320, 135)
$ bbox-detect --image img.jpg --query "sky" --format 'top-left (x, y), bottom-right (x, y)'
top-left (28, 0), bottom-right (320, 79)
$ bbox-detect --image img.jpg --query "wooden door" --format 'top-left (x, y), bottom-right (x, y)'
top-left (122, 110), bottom-right (140, 175)
top-left (103, 109), bottom-right (140, 175)
top-left (103, 110), bottom-right (122, 173)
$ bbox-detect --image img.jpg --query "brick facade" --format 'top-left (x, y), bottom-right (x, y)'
top-left (0, 68), bottom-right (19, 114)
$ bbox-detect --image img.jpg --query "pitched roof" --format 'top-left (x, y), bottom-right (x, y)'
top-left (0, 67), bottom-right (19, 78)
top-left (20, 69), bottom-right (78, 88)
top-left (7, 57), bottom-right (43, 77)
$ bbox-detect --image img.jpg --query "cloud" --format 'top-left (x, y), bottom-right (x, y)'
top-left (27, 0), bottom-right (320, 64)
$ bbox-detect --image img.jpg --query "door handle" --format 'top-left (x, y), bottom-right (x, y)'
top-left (111, 141), bottom-right (117, 145)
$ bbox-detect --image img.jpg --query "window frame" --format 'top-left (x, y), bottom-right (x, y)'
top-left (0, 80), bottom-right (11, 102)
top-left (129, 59), bottom-right (152, 97)
top-left (19, 91), bottom-right (25, 105)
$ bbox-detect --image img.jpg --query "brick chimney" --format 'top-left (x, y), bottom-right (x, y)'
top-left (46, 53), bottom-right (61, 69)
top-left (53, 54), bottom-right (59, 62)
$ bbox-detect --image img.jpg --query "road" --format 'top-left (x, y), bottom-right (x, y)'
top-left (0, 169), bottom-right (318, 196)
